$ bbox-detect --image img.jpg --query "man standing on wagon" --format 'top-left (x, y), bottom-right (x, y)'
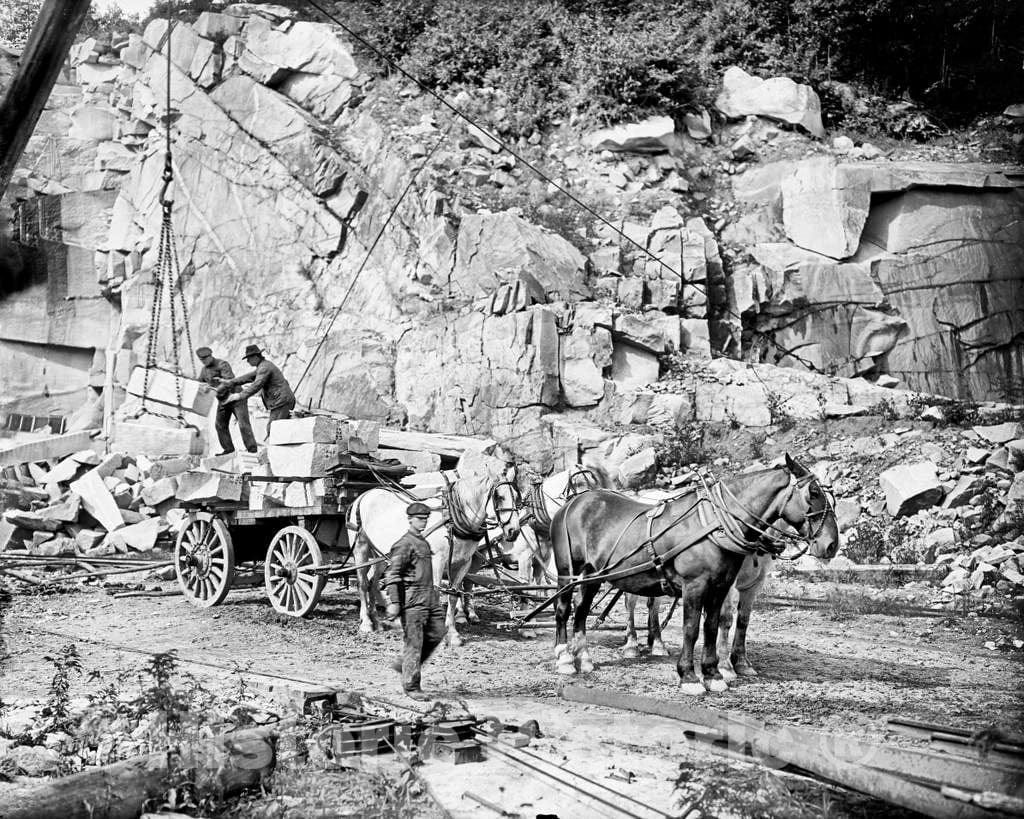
top-left (195, 346), bottom-right (258, 455)
top-left (222, 343), bottom-right (296, 429)
top-left (383, 502), bottom-right (446, 701)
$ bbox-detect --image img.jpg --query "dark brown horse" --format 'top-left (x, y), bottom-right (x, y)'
top-left (548, 455), bottom-right (838, 695)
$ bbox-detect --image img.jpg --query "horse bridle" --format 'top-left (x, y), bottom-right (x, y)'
top-left (702, 469), bottom-right (835, 557)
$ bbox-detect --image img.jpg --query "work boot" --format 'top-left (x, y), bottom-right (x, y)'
top-left (404, 688), bottom-right (431, 702)
top-left (216, 449), bottom-right (235, 456)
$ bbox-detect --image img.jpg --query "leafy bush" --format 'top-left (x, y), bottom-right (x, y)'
top-left (656, 421), bottom-right (708, 470)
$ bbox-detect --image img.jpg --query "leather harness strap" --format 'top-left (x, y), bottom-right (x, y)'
top-left (643, 504), bottom-right (679, 595)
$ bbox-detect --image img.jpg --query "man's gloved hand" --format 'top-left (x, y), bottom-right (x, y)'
top-left (386, 602), bottom-right (401, 619)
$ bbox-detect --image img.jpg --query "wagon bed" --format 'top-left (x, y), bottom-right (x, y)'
top-left (173, 455), bottom-right (410, 617)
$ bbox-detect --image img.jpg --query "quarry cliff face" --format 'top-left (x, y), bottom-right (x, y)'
top-left (1, 3), bottom-right (1022, 466)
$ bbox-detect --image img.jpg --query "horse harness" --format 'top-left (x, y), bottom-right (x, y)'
top-left (584, 470), bottom-right (831, 591)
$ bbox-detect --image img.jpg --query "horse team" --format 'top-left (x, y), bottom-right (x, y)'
top-left (348, 454), bottom-right (839, 696)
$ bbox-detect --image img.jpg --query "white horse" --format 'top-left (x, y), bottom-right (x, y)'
top-left (623, 555), bottom-right (773, 679)
top-left (515, 463), bottom-right (611, 586)
top-left (348, 468), bottom-right (522, 647)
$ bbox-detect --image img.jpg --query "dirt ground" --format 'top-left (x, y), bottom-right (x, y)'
top-left (1, 572), bottom-right (1022, 817)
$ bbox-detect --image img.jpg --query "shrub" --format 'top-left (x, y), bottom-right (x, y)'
top-left (657, 421), bottom-right (709, 470)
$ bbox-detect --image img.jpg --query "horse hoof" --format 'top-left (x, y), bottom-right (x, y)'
top-left (707, 678), bottom-right (729, 693)
top-left (719, 666), bottom-right (738, 683)
top-left (735, 663), bottom-right (759, 677)
top-left (679, 682), bottom-right (706, 697)
top-left (455, 614), bottom-right (468, 626)
top-left (556, 661), bottom-right (577, 676)
top-left (467, 613), bottom-right (480, 624)
top-left (622, 646), bottom-right (639, 659)
top-left (447, 634), bottom-right (463, 648)
top-left (554, 644), bottom-right (570, 660)
top-left (358, 621), bottom-right (376, 634)
top-left (578, 659), bottom-right (595, 674)
top-left (651, 644), bottom-right (669, 657)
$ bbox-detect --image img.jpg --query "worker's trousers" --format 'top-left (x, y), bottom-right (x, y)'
top-left (215, 400), bottom-right (257, 453)
top-left (400, 603), bottom-right (446, 691)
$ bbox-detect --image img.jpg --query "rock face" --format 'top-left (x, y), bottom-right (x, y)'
top-left (715, 66), bottom-right (825, 138)
top-left (728, 158), bottom-right (1024, 399)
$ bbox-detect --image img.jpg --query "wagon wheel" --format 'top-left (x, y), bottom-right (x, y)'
top-left (175, 513), bottom-right (235, 608)
top-left (265, 526), bottom-right (327, 617)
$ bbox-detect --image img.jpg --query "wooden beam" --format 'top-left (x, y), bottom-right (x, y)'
top-left (560, 686), bottom-right (1006, 818)
top-left (0, 0), bottom-right (92, 196)
top-left (0, 719), bottom-right (295, 819)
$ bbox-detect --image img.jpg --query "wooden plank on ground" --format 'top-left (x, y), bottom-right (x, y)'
top-left (561, 686), bottom-right (1002, 818)
top-left (0, 431), bottom-right (98, 467)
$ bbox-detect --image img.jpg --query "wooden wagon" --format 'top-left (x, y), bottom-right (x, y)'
top-left (173, 456), bottom-right (409, 617)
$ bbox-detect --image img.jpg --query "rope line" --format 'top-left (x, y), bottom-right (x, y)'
top-left (300, 0), bottom-right (821, 372)
top-left (293, 121), bottom-right (454, 397)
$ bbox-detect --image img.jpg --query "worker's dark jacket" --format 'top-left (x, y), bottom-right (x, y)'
top-left (199, 357), bottom-right (234, 400)
top-left (383, 530), bottom-right (438, 610)
top-left (233, 358), bottom-right (295, 410)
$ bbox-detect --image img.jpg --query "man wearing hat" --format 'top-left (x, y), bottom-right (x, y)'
top-left (382, 502), bottom-right (445, 700)
top-left (222, 344), bottom-right (296, 425)
top-left (195, 347), bottom-right (258, 455)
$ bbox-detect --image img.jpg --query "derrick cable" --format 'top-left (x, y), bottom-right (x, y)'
top-left (140, 11), bottom-right (195, 424)
top-left (302, 0), bottom-right (820, 373)
top-left (294, 121), bottom-right (455, 398)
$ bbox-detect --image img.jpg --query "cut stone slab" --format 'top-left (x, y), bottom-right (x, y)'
top-left (965, 447), bottom-right (990, 464)
top-left (112, 518), bottom-right (160, 552)
top-left (0, 521), bottom-right (28, 551)
top-left (284, 481), bottom-right (315, 508)
top-left (112, 420), bottom-right (205, 458)
top-left (268, 444), bottom-right (340, 477)
top-left (973, 422), bottom-right (1022, 444)
top-left (878, 461), bottom-right (943, 517)
top-left (0, 431), bottom-right (99, 468)
top-left (175, 471), bottom-right (244, 503)
top-left (268, 416), bottom-right (339, 445)
top-left (32, 536), bottom-right (75, 556)
top-left (141, 477), bottom-right (179, 506)
top-left (74, 529), bottom-right (105, 551)
top-left (39, 494), bottom-right (82, 524)
top-left (943, 476), bottom-right (986, 508)
top-left (2, 509), bottom-right (63, 532)
top-left (126, 366), bottom-right (216, 416)
top-left (70, 469), bottom-right (124, 532)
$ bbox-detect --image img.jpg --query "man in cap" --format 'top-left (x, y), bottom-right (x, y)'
top-left (195, 347), bottom-right (258, 455)
top-left (382, 502), bottom-right (445, 700)
top-left (222, 344), bottom-right (296, 426)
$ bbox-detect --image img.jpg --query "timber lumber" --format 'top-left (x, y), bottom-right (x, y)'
top-left (779, 563), bottom-right (949, 582)
top-left (560, 686), bottom-right (1010, 818)
top-left (0, 718), bottom-right (296, 819)
top-left (0, 431), bottom-right (98, 468)
top-left (378, 429), bottom-right (496, 460)
top-left (0, 0), bottom-right (92, 195)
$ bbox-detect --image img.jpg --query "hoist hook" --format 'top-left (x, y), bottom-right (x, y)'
top-left (159, 154), bottom-right (174, 211)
